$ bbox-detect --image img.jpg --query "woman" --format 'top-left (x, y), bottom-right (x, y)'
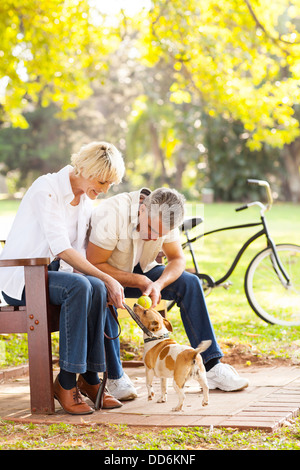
top-left (0, 142), bottom-right (126, 415)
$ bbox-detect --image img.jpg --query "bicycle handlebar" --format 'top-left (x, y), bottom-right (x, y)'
top-left (247, 179), bottom-right (273, 208)
top-left (235, 179), bottom-right (273, 213)
top-left (235, 204), bottom-right (249, 212)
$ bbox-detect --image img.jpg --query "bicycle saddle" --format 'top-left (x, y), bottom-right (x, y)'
top-left (179, 217), bottom-right (204, 232)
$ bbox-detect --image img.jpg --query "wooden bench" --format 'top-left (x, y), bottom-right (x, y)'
top-left (0, 244), bottom-right (167, 415)
top-left (0, 256), bottom-right (60, 414)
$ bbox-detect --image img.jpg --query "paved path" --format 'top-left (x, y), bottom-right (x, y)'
top-left (0, 364), bottom-right (300, 432)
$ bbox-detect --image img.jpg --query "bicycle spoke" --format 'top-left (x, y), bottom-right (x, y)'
top-left (245, 244), bottom-right (300, 326)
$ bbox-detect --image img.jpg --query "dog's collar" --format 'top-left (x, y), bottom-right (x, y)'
top-left (144, 332), bottom-right (170, 343)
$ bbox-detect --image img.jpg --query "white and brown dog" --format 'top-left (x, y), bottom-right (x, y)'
top-left (133, 303), bottom-right (211, 412)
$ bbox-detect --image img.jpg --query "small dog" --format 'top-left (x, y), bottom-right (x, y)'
top-left (133, 303), bottom-right (211, 411)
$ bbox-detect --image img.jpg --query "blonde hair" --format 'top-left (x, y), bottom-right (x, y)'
top-left (71, 141), bottom-right (125, 184)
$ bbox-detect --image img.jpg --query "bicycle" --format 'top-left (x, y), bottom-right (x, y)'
top-left (167, 179), bottom-right (300, 327)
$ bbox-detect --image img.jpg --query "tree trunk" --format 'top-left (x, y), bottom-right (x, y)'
top-left (282, 140), bottom-right (300, 202)
top-left (149, 121), bottom-right (167, 185)
top-left (174, 158), bottom-right (185, 190)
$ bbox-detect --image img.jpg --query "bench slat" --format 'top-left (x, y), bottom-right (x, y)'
top-left (0, 310), bottom-right (27, 333)
top-left (0, 258), bottom-right (50, 267)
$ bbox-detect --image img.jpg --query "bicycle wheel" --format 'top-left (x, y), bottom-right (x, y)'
top-left (245, 244), bottom-right (300, 326)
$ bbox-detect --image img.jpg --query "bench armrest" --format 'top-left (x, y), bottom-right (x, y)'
top-left (0, 258), bottom-right (50, 267)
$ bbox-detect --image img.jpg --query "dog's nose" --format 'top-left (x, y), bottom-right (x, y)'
top-left (133, 303), bottom-right (138, 307)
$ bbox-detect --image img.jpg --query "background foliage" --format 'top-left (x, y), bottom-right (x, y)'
top-left (1, 0), bottom-right (300, 201)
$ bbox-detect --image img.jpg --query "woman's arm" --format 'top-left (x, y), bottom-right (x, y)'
top-left (58, 247), bottom-right (125, 309)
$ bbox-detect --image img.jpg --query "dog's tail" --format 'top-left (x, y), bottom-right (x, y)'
top-left (194, 340), bottom-right (212, 355)
top-left (175, 340), bottom-right (212, 387)
top-left (186, 340), bottom-right (212, 364)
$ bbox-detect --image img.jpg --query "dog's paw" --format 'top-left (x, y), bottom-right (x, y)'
top-left (157, 396), bottom-right (167, 403)
top-left (202, 399), bottom-right (209, 407)
top-left (148, 391), bottom-right (155, 401)
top-left (172, 404), bottom-right (183, 412)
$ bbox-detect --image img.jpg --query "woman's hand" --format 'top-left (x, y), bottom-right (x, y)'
top-left (104, 276), bottom-right (125, 309)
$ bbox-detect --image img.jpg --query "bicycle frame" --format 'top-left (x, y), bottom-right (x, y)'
top-left (181, 178), bottom-right (293, 290)
top-left (183, 215), bottom-right (291, 289)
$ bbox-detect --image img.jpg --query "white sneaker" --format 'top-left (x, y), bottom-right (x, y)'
top-left (107, 372), bottom-right (138, 401)
top-left (206, 363), bottom-right (249, 392)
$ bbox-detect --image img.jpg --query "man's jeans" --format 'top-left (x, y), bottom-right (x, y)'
top-left (105, 263), bottom-right (223, 379)
top-left (2, 260), bottom-right (109, 375)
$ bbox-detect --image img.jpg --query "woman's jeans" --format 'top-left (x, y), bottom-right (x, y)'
top-left (2, 260), bottom-right (112, 375)
top-left (104, 263), bottom-right (224, 379)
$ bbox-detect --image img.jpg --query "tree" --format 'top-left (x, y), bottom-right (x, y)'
top-left (203, 114), bottom-right (285, 201)
top-left (0, 0), bottom-right (120, 127)
top-left (0, 105), bottom-right (73, 190)
top-left (137, 0), bottom-right (300, 199)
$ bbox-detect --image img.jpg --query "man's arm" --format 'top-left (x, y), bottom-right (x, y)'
top-left (146, 240), bottom-right (186, 294)
top-left (86, 241), bottom-right (151, 292)
top-left (57, 247), bottom-right (125, 308)
top-left (86, 239), bottom-right (186, 308)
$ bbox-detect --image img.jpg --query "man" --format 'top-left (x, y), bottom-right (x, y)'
top-left (87, 187), bottom-right (249, 400)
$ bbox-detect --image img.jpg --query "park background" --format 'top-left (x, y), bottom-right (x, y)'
top-left (0, 0), bottom-right (300, 367)
top-left (0, 0), bottom-right (300, 450)
top-left (1, 0), bottom-right (300, 204)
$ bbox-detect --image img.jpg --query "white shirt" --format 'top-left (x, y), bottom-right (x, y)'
top-left (133, 236), bottom-right (145, 267)
top-left (89, 189), bottom-right (180, 274)
top-left (0, 165), bottom-right (93, 299)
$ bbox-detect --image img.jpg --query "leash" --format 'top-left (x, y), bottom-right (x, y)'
top-left (144, 333), bottom-right (169, 343)
top-left (123, 303), bottom-right (170, 343)
top-left (95, 302), bottom-right (153, 410)
top-left (122, 303), bottom-right (156, 338)
top-left (95, 304), bottom-right (122, 411)
top-left (95, 302), bottom-right (165, 410)
top-left (104, 303), bottom-right (156, 339)
top-left (104, 305), bottom-right (122, 340)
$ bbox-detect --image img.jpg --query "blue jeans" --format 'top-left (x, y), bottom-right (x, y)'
top-left (2, 260), bottom-right (113, 375)
top-left (105, 264), bottom-right (224, 379)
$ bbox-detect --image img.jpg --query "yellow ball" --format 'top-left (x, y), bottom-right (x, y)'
top-left (137, 295), bottom-right (152, 309)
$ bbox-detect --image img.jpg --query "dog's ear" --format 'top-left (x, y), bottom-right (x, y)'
top-left (163, 318), bottom-right (173, 332)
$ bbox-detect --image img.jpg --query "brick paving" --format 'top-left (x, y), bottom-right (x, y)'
top-left (0, 364), bottom-right (299, 432)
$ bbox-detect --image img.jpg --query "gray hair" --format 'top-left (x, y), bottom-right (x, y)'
top-left (142, 188), bottom-right (185, 230)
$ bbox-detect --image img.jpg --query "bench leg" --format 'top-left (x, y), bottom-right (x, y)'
top-left (25, 265), bottom-right (55, 414)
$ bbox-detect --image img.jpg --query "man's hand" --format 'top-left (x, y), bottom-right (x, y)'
top-left (141, 279), bottom-right (162, 307)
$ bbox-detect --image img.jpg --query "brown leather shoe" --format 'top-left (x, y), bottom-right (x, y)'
top-left (77, 375), bottom-right (123, 409)
top-left (53, 376), bottom-right (94, 415)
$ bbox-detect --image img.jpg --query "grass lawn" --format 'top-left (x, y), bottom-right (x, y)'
top-left (0, 199), bottom-right (21, 240)
top-left (1, 199), bottom-right (300, 366)
top-left (0, 418), bottom-right (299, 450)
top-left (0, 198), bottom-right (300, 450)
top-left (0, 198), bottom-right (21, 214)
